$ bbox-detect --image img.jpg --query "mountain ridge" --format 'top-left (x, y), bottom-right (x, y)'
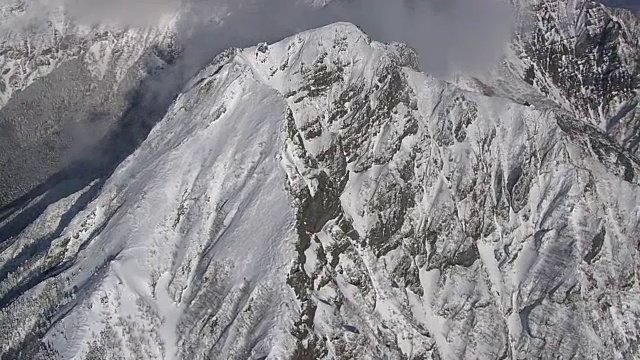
top-left (1, 20), bottom-right (639, 359)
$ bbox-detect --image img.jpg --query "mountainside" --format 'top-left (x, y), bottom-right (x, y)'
top-left (1, 17), bottom-right (640, 360)
top-left (0, 0), bottom-right (179, 207)
top-left (505, 0), bottom-right (640, 155)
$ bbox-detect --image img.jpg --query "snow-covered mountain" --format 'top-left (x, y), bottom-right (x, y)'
top-left (1, 1), bottom-right (640, 359)
top-left (0, 0), bottom-right (180, 207)
top-left (506, 0), bottom-right (640, 156)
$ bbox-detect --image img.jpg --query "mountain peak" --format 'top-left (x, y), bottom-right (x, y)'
top-left (1, 2), bottom-right (640, 359)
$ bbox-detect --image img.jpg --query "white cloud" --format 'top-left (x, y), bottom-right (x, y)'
top-left (1, 0), bottom-right (514, 76)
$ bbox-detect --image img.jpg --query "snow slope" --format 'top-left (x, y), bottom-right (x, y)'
top-left (1, 43), bottom-right (301, 358)
top-left (1, 19), bottom-right (640, 360)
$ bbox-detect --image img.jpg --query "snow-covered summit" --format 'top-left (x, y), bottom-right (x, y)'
top-left (1, 20), bottom-right (639, 359)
